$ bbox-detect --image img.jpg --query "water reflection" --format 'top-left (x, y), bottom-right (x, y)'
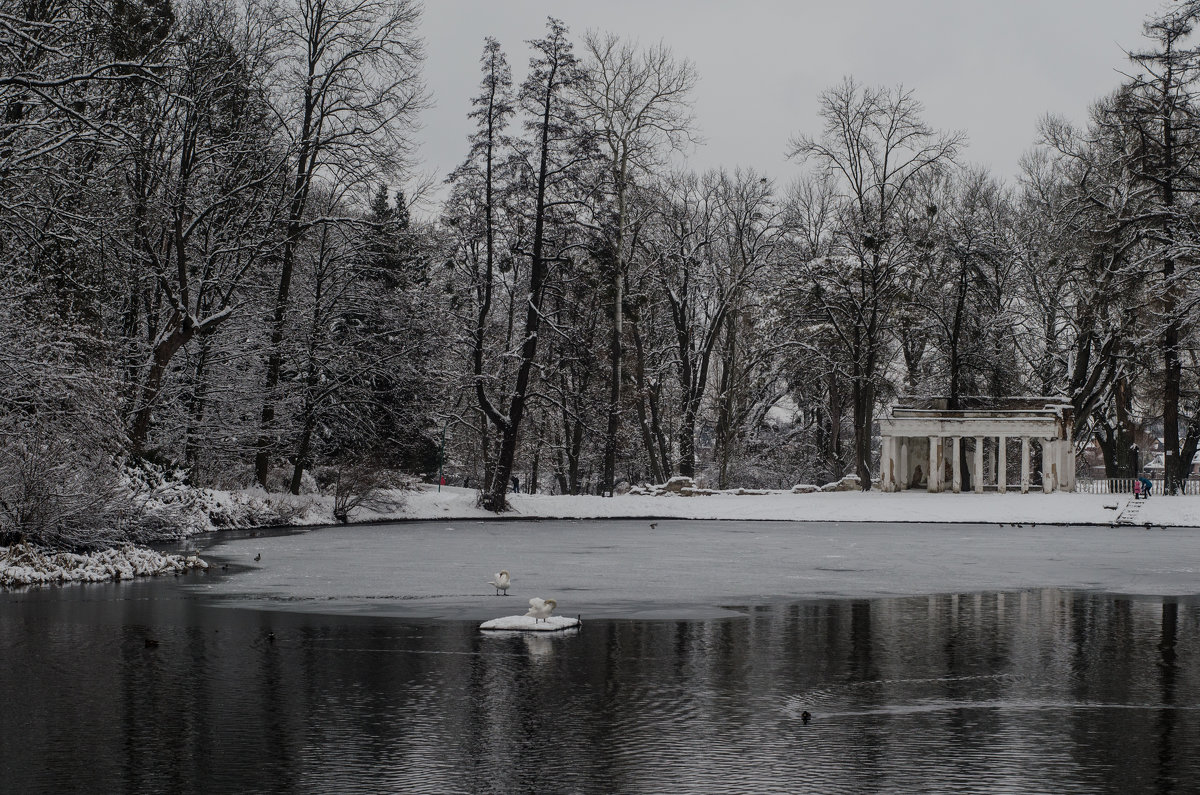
top-left (2, 584), bottom-right (1199, 793)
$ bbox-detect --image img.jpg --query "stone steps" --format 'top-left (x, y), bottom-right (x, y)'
top-left (1115, 498), bottom-right (1145, 526)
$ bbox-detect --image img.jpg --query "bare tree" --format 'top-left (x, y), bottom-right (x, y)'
top-left (576, 31), bottom-right (696, 495)
top-left (448, 19), bottom-right (593, 510)
top-left (1124, 6), bottom-right (1200, 491)
top-left (254, 0), bottom-right (427, 487)
top-left (446, 37), bottom-right (515, 496)
top-left (787, 79), bottom-right (962, 489)
top-left (1021, 107), bottom-right (1152, 475)
top-left (123, 0), bottom-right (283, 452)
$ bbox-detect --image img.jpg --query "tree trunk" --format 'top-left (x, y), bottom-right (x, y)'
top-left (289, 413), bottom-right (315, 495)
top-left (714, 314), bottom-right (738, 490)
top-left (184, 336), bottom-right (212, 472)
top-left (1159, 46), bottom-right (1180, 494)
top-left (826, 371), bottom-right (845, 480)
top-left (678, 404), bottom-right (698, 479)
top-left (650, 382), bottom-right (672, 482)
top-left (602, 268), bottom-right (623, 495)
top-left (129, 309), bottom-right (231, 451)
top-left (529, 443), bottom-right (539, 494)
top-left (485, 50), bottom-right (559, 511)
top-left (602, 172), bottom-right (628, 496)
top-left (852, 378), bottom-right (874, 490)
top-left (630, 315), bottom-right (663, 483)
top-left (255, 218), bottom-right (302, 488)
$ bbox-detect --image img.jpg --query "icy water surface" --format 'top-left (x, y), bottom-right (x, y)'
top-left (2, 521), bottom-right (1200, 793)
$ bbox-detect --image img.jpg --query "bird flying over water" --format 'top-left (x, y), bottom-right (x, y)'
top-left (526, 597), bottom-right (557, 623)
top-left (489, 570), bottom-right (511, 596)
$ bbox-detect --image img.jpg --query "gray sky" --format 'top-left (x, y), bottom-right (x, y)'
top-left (415, 1), bottom-right (1158, 208)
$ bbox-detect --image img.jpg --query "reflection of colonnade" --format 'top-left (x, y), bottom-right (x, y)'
top-left (878, 397), bottom-right (1075, 494)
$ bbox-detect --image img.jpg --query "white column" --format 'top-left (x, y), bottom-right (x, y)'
top-left (951, 436), bottom-right (962, 493)
top-left (929, 435), bottom-right (940, 493)
top-left (883, 437), bottom-right (896, 491)
top-left (1042, 438), bottom-right (1055, 493)
top-left (899, 438), bottom-right (909, 490)
top-left (974, 436), bottom-right (985, 493)
top-left (997, 436), bottom-right (1007, 494)
top-left (1020, 436), bottom-right (1030, 494)
top-left (1061, 438), bottom-right (1075, 492)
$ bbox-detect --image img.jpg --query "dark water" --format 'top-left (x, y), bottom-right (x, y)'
top-left (2, 578), bottom-right (1199, 793)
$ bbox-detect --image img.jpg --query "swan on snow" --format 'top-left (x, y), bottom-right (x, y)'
top-left (526, 597), bottom-right (557, 622)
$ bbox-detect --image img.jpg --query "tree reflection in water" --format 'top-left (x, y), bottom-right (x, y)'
top-left (2, 583), bottom-right (1199, 793)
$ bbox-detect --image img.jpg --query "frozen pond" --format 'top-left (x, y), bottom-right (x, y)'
top-left (193, 519), bottom-right (1200, 618)
top-left (3, 520), bottom-right (1200, 793)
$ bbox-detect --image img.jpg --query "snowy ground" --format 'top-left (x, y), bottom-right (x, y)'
top-left (362, 484), bottom-right (1200, 527)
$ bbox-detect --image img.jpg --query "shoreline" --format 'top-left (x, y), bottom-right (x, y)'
top-left (7, 486), bottom-right (1200, 589)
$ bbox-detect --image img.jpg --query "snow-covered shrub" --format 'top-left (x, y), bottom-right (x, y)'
top-left (0, 312), bottom-right (135, 550)
top-left (297, 470), bottom-right (320, 495)
top-left (122, 459), bottom-right (214, 540)
top-left (123, 461), bottom-right (316, 536)
top-left (325, 464), bottom-right (407, 523)
top-left (0, 541), bottom-right (208, 587)
top-left (199, 488), bottom-right (286, 529)
top-left (0, 417), bottom-right (134, 549)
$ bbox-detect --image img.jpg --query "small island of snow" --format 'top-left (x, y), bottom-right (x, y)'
top-left (479, 615), bottom-right (581, 632)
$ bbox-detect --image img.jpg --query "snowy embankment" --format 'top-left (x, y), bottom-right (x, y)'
top-left (0, 543), bottom-right (208, 587)
top-left (9, 479), bottom-right (1200, 590)
top-left (383, 485), bottom-right (1200, 527)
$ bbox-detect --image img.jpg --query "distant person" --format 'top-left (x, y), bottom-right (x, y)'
top-left (1138, 473), bottom-right (1153, 499)
top-left (512, 476), bottom-right (520, 493)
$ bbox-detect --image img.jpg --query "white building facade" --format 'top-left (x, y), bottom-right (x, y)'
top-left (878, 397), bottom-right (1075, 494)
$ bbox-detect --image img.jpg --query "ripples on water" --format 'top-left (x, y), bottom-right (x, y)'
top-left (1, 584), bottom-right (1198, 793)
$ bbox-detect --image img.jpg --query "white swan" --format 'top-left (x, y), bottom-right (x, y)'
top-left (525, 597), bottom-right (557, 623)
top-left (488, 570), bottom-right (511, 596)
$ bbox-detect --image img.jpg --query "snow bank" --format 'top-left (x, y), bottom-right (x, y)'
top-left (17, 479), bottom-right (1200, 591)
top-left (123, 462), bottom-right (332, 538)
top-left (328, 484), bottom-right (1200, 527)
top-left (0, 542), bottom-right (207, 587)
top-left (479, 615), bottom-right (581, 631)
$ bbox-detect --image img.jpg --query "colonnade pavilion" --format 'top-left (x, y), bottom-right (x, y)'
top-left (878, 397), bottom-right (1075, 493)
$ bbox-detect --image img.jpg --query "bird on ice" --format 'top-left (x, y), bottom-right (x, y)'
top-left (526, 597), bottom-right (557, 623)
top-left (489, 570), bottom-right (511, 596)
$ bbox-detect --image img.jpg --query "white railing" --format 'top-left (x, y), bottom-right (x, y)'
top-left (1075, 478), bottom-right (1200, 495)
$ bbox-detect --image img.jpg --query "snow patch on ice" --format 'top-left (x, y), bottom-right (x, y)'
top-left (480, 615), bottom-right (581, 631)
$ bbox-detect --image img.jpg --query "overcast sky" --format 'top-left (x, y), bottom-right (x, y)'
top-left (414, 1), bottom-right (1160, 208)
